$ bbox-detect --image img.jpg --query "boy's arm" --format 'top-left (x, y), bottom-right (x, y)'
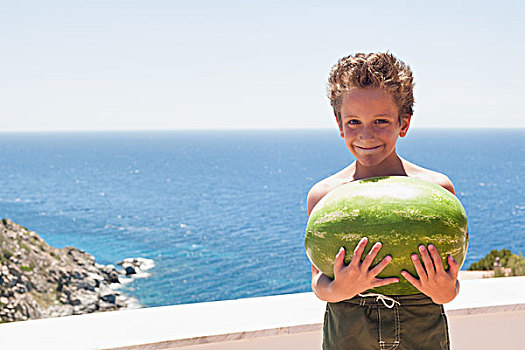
top-left (311, 263), bottom-right (333, 301)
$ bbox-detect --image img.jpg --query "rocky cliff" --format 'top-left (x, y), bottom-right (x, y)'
top-left (0, 219), bottom-right (149, 323)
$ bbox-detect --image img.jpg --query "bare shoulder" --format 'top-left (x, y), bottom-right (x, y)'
top-left (402, 159), bottom-right (455, 194)
top-left (307, 168), bottom-right (353, 216)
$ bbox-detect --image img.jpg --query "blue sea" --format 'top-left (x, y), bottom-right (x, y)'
top-left (0, 129), bottom-right (523, 307)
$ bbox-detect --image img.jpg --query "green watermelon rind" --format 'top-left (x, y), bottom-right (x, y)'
top-left (305, 176), bottom-right (469, 295)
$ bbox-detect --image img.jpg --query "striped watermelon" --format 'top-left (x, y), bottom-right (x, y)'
top-left (305, 176), bottom-right (468, 295)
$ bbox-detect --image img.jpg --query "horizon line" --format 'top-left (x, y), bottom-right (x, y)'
top-left (1, 126), bottom-right (524, 133)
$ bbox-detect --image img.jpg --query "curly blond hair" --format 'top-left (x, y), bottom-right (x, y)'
top-left (327, 52), bottom-right (415, 129)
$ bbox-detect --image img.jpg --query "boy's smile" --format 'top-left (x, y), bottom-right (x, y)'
top-left (338, 88), bottom-right (410, 171)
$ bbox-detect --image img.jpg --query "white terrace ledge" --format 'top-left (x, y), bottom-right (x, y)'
top-left (1, 276), bottom-right (524, 350)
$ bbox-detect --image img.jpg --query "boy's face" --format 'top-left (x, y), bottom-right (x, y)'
top-left (338, 88), bottom-right (410, 168)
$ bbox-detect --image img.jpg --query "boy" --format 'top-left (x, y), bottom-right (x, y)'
top-left (307, 52), bottom-right (460, 350)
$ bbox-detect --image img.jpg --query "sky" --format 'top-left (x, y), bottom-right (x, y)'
top-left (1, 0), bottom-right (524, 131)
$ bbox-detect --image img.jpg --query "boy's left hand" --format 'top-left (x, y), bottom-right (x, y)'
top-left (401, 244), bottom-right (459, 304)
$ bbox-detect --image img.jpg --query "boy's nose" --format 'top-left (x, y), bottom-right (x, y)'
top-left (358, 126), bottom-right (375, 140)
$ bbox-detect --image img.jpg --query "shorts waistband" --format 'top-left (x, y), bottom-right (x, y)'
top-left (342, 293), bottom-right (436, 307)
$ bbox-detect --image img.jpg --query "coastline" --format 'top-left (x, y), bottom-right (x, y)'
top-left (0, 219), bottom-right (152, 323)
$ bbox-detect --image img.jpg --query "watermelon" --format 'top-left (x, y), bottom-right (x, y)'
top-left (305, 176), bottom-right (468, 295)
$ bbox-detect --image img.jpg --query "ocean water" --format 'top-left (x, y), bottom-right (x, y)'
top-left (0, 129), bottom-right (523, 307)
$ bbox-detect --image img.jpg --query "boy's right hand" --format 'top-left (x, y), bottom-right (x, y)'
top-left (313, 237), bottom-right (398, 302)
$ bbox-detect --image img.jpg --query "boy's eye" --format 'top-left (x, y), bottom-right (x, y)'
top-left (375, 119), bottom-right (389, 124)
top-left (348, 119), bottom-right (360, 125)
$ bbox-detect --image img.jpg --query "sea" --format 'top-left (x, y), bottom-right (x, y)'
top-left (0, 129), bottom-right (523, 307)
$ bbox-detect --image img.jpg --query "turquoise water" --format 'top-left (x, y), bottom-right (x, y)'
top-left (0, 129), bottom-right (523, 307)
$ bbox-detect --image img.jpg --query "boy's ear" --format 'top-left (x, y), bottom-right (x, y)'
top-left (399, 115), bottom-right (411, 138)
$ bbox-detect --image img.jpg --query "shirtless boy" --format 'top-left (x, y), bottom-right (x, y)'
top-left (307, 52), bottom-right (459, 350)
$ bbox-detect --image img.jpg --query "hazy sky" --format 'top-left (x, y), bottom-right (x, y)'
top-left (1, 0), bottom-right (524, 131)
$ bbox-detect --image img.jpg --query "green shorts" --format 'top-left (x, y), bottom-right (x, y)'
top-left (323, 293), bottom-right (450, 350)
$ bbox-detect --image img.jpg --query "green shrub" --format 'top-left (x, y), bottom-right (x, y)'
top-left (468, 249), bottom-right (513, 271)
top-left (469, 249), bottom-right (525, 276)
top-left (1, 248), bottom-right (12, 261)
top-left (20, 263), bottom-right (35, 272)
top-left (508, 253), bottom-right (525, 276)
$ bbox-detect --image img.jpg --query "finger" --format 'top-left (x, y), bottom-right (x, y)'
top-left (411, 253), bottom-right (428, 280)
top-left (350, 237), bottom-right (368, 267)
top-left (361, 241), bottom-right (382, 269)
top-left (369, 255), bottom-right (393, 276)
top-left (447, 255), bottom-right (459, 277)
top-left (419, 245), bottom-right (435, 276)
top-left (428, 245), bottom-right (445, 272)
top-left (333, 247), bottom-right (346, 273)
top-left (371, 277), bottom-right (399, 288)
top-left (401, 270), bottom-right (422, 290)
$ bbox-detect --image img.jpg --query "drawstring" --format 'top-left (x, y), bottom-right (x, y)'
top-left (358, 293), bottom-right (401, 308)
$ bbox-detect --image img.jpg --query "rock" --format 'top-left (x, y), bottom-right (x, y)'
top-left (0, 219), bottom-right (153, 323)
top-left (100, 292), bottom-right (117, 304)
top-left (107, 270), bottom-right (120, 283)
top-left (96, 264), bottom-right (121, 283)
top-left (8, 266), bottom-right (22, 277)
top-left (117, 257), bottom-right (155, 277)
top-left (124, 265), bottom-right (137, 275)
top-left (20, 275), bottom-right (32, 291)
top-left (74, 278), bottom-right (98, 292)
top-left (59, 293), bottom-right (69, 304)
top-left (98, 300), bottom-right (117, 311)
